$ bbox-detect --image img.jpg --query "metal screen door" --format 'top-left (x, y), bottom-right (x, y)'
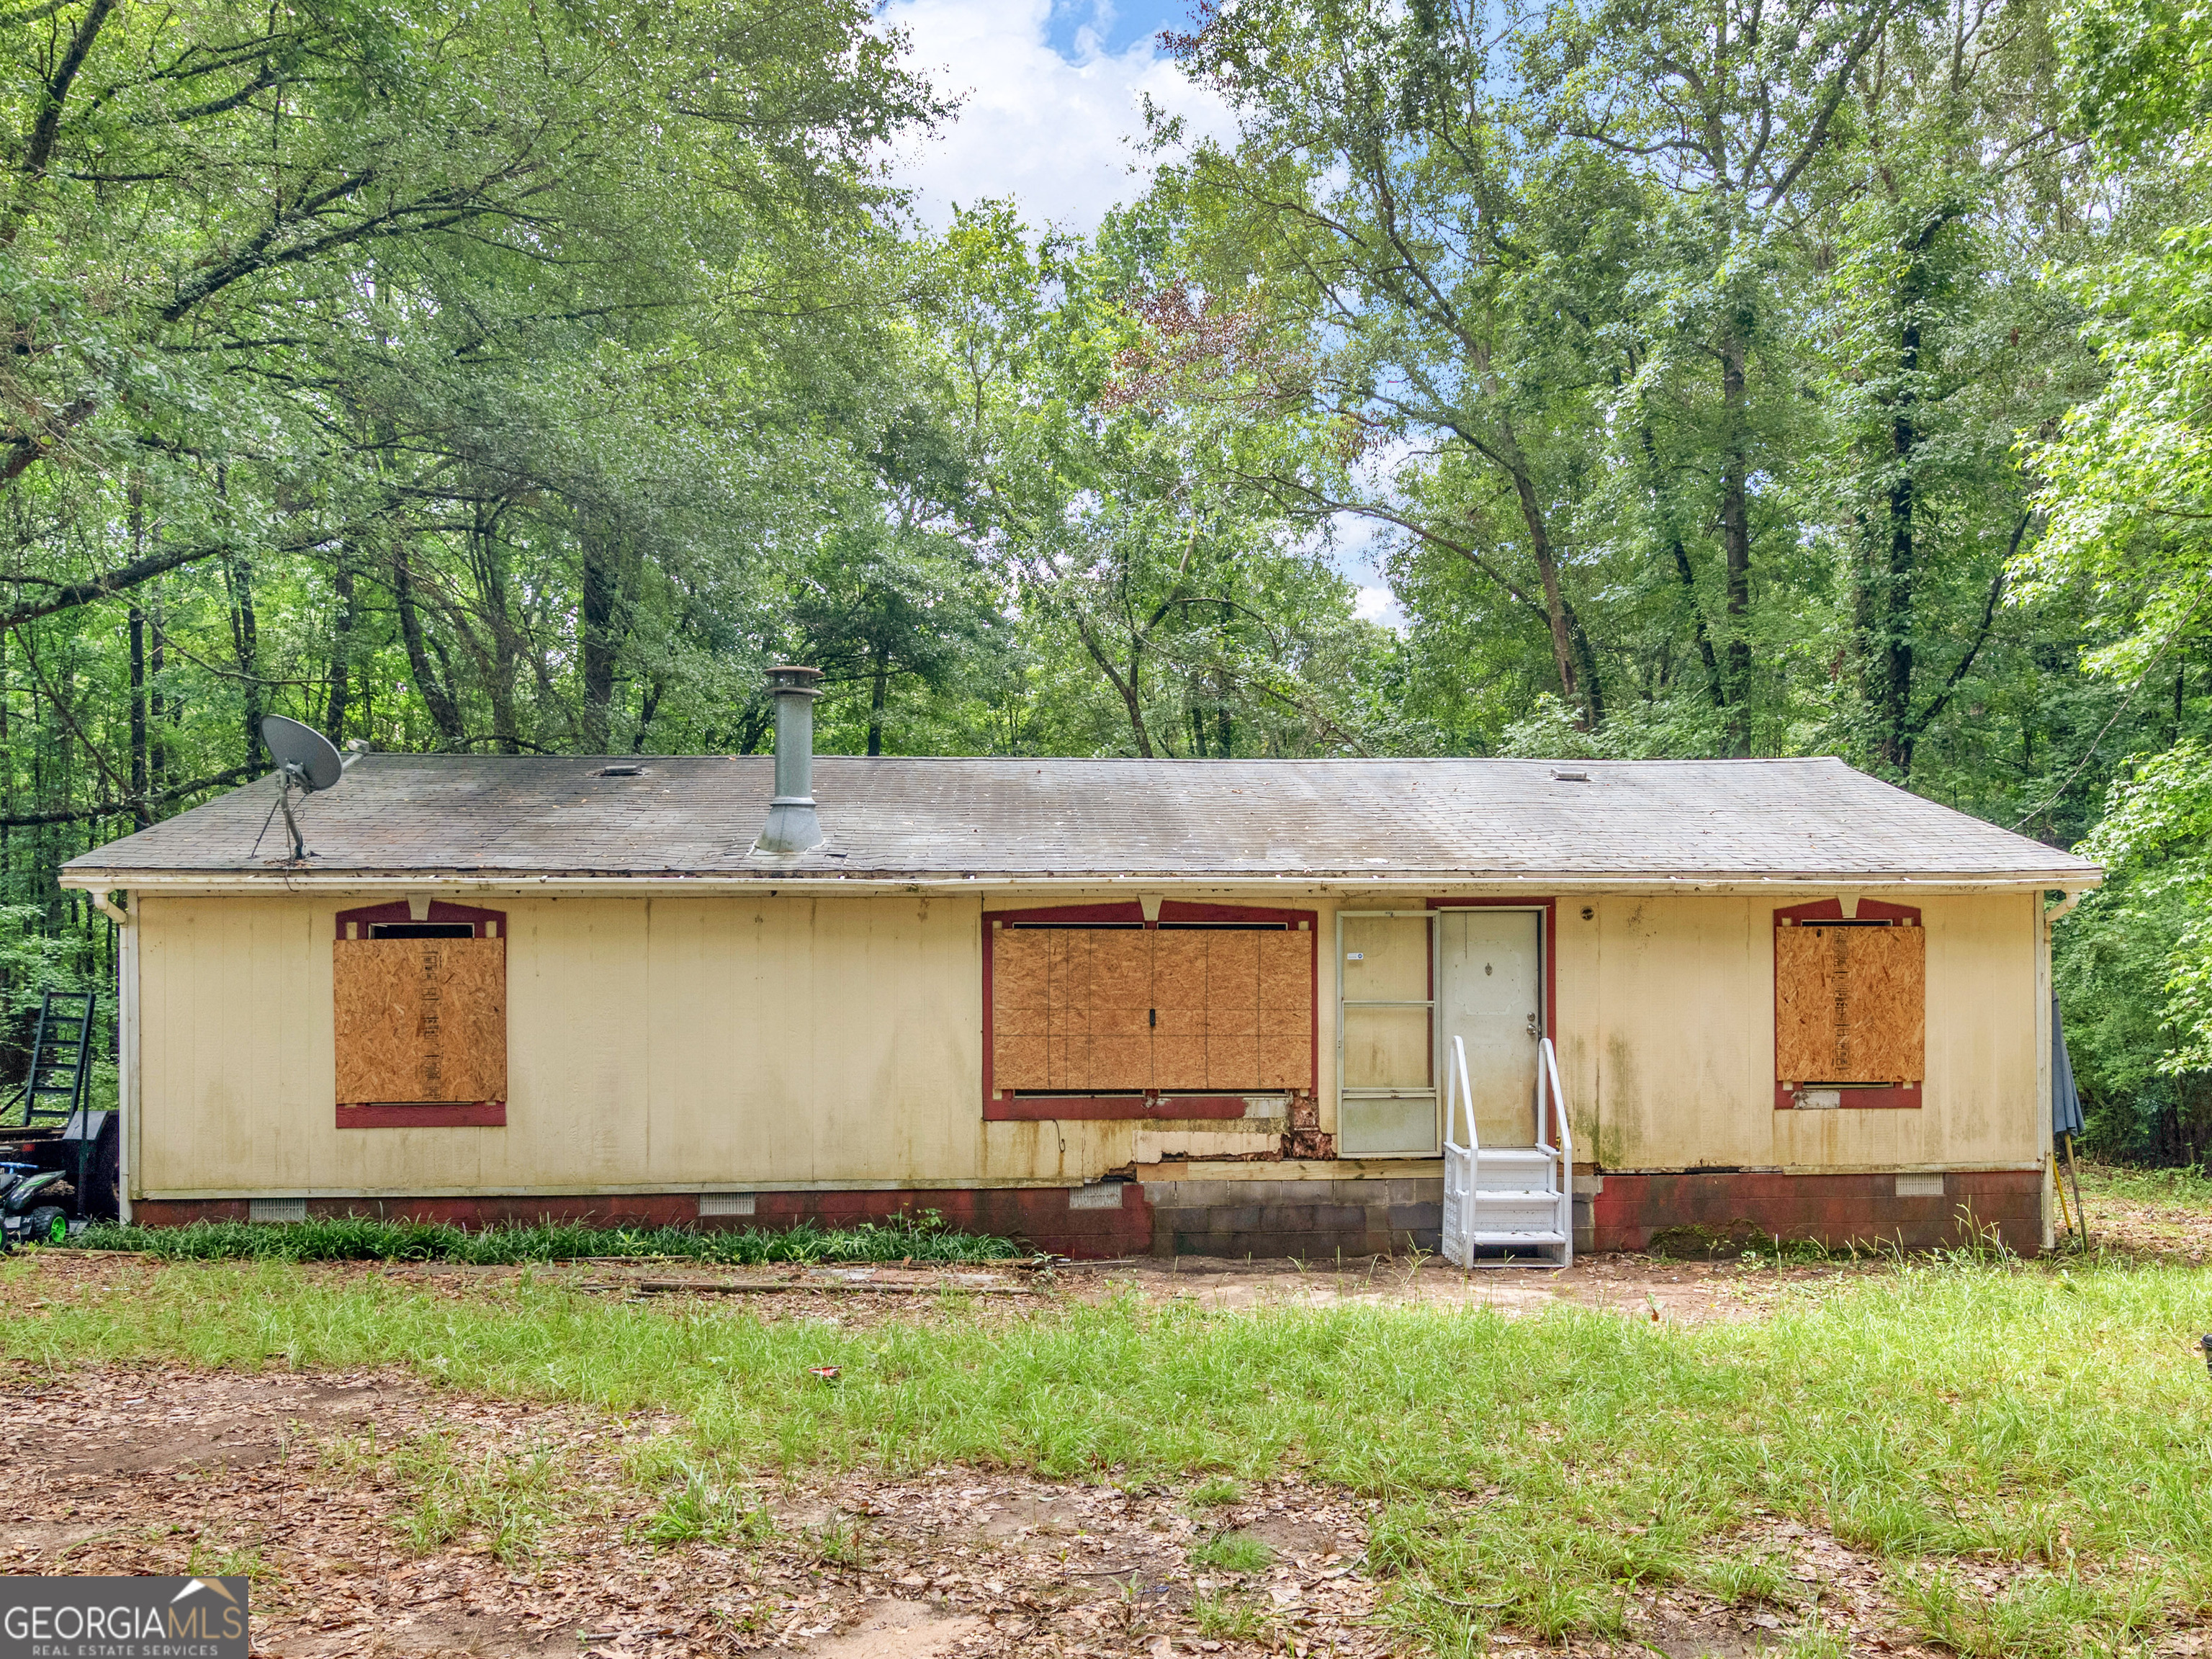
top-left (1336, 910), bottom-right (1437, 1156)
top-left (1437, 909), bottom-right (1542, 1148)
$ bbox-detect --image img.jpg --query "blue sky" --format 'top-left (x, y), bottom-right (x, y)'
top-left (878, 0), bottom-right (1225, 230)
top-left (1039, 0), bottom-right (1196, 60)
top-left (878, 0), bottom-right (1404, 627)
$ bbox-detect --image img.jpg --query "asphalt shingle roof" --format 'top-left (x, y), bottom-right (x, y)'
top-left (58, 755), bottom-right (2098, 886)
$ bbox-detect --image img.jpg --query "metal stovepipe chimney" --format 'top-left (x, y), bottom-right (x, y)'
top-left (755, 665), bottom-right (824, 854)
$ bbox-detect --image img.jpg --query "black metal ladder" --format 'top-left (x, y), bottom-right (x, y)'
top-left (23, 990), bottom-right (96, 1128)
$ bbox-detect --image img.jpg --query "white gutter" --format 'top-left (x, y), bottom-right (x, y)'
top-left (60, 869), bottom-right (2103, 899)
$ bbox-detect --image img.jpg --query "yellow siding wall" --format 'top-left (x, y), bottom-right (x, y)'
top-left (1578, 892), bottom-right (2041, 1170)
top-left (132, 886), bottom-right (2042, 1197)
top-left (138, 893), bottom-right (989, 1196)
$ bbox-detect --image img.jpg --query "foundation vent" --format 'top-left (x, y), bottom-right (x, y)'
top-left (1068, 1182), bottom-right (1128, 1211)
top-left (248, 1197), bottom-right (307, 1223)
top-left (1895, 1174), bottom-right (1946, 1198)
top-left (699, 1193), bottom-right (757, 1217)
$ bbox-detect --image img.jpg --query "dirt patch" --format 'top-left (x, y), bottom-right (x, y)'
top-left (0, 1361), bottom-right (1987, 1658)
top-left (2066, 1187), bottom-right (2212, 1264)
top-left (1053, 1250), bottom-right (1849, 1325)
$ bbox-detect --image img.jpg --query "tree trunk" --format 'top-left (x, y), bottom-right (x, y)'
top-left (147, 586), bottom-right (168, 791)
top-left (326, 544), bottom-right (357, 741)
top-left (580, 521), bottom-right (624, 752)
top-left (127, 483), bottom-right (148, 827)
top-left (1863, 219), bottom-right (1948, 778)
top-left (1503, 453), bottom-right (1593, 727)
top-left (1640, 424), bottom-right (1725, 711)
top-left (868, 644), bottom-right (889, 756)
top-left (1719, 331), bottom-right (1753, 755)
top-left (391, 545), bottom-right (466, 747)
top-left (225, 551), bottom-right (260, 765)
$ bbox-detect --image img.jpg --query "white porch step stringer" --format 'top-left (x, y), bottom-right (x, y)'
top-left (1442, 1035), bottom-right (1575, 1268)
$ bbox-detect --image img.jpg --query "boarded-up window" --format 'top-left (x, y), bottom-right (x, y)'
top-left (1775, 909), bottom-right (1923, 1085)
top-left (334, 903), bottom-right (507, 1122)
top-left (990, 911), bottom-right (1312, 1094)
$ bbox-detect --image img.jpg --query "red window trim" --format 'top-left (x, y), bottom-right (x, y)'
top-left (981, 901), bottom-right (1318, 1116)
top-left (337, 1102), bottom-right (508, 1129)
top-left (984, 1096), bottom-right (1250, 1123)
top-left (336, 901), bottom-right (509, 1128)
top-left (1772, 899), bottom-right (1923, 1110)
top-left (336, 899), bottom-right (507, 940)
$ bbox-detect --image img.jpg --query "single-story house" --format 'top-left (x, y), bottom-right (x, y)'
top-left (60, 671), bottom-right (2100, 1257)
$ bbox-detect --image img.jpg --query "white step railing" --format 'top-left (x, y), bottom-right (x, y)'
top-left (1442, 1034), bottom-right (1575, 1267)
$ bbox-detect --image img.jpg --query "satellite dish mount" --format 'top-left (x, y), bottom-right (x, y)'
top-left (258, 715), bottom-right (347, 862)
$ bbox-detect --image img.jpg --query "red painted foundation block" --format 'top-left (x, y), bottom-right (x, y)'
top-left (1588, 1169), bottom-right (2042, 1256)
top-left (131, 1184), bottom-right (1155, 1260)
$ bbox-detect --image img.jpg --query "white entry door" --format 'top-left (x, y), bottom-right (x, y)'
top-left (1437, 910), bottom-right (1542, 1148)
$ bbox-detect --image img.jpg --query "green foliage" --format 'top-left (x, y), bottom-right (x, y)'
top-left (6, 1251), bottom-right (2211, 1650)
top-left (1190, 1532), bottom-right (1272, 1573)
top-left (71, 1213), bottom-right (1025, 1266)
top-left (641, 1462), bottom-right (776, 1549)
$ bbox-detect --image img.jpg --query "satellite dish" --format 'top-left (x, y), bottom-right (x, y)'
top-left (257, 715), bottom-right (347, 862)
top-left (260, 715), bottom-right (343, 792)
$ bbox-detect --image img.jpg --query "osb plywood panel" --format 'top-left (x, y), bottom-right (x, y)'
top-left (1090, 932), bottom-right (1152, 1007)
top-left (1256, 932), bottom-right (1313, 1087)
top-left (994, 1033), bottom-right (1047, 1090)
top-left (992, 925), bottom-right (1321, 1096)
top-left (1046, 1035), bottom-right (1090, 1090)
top-left (1089, 1032), bottom-right (1151, 1089)
top-left (1205, 932), bottom-right (1259, 1007)
top-left (1257, 1028), bottom-right (1310, 1089)
top-left (1046, 930), bottom-right (1089, 1012)
top-left (1154, 1034), bottom-right (1208, 1090)
top-left (1845, 925), bottom-right (1925, 1082)
top-left (1205, 1033), bottom-right (1260, 1089)
top-left (1153, 933), bottom-right (1208, 1012)
top-left (1258, 931), bottom-right (1313, 1010)
top-left (334, 938), bottom-right (505, 1105)
top-left (1776, 925), bottom-right (1924, 1084)
top-left (1087, 932), bottom-right (1153, 1090)
top-left (994, 930), bottom-right (1048, 1026)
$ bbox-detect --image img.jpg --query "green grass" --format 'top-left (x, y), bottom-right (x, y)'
top-left (637, 1460), bottom-right (775, 1550)
top-left (1190, 1531), bottom-right (1272, 1573)
top-left (70, 1212), bottom-right (1025, 1266)
top-left (2077, 1160), bottom-right (2212, 1208)
top-left (8, 1250), bottom-right (2210, 1650)
top-left (1191, 1588), bottom-right (1274, 1640)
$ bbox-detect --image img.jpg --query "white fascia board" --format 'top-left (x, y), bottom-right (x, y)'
top-left (60, 869), bottom-right (2102, 899)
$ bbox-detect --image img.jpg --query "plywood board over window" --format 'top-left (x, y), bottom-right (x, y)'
top-left (984, 902), bottom-right (1315, 1114)
top-left (333, 902), bottom-right (508, 1127)
top-left (1774, 900), bottom-right (1923, 1104)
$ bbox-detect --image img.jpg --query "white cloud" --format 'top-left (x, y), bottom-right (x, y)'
top-left (879, 0), bottom-right (1233, 231)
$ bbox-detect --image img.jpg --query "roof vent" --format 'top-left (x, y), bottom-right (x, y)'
top-left (592, 763), bottom-right (647, 778)
top-left (1551, 768), bottom-right (1591, 782)
top-left (755, 665), bottom-right (824, 855)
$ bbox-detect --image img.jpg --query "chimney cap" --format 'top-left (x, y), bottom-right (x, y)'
top-left (766, 665), bottom-right (824, 693)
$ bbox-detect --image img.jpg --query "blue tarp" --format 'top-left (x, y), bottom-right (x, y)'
top-left (2052, 992), bottom-right (2085, 1138)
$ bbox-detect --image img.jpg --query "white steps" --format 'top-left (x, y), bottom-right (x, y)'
top-left (1441, 1037), bottom-right (1575, 1269)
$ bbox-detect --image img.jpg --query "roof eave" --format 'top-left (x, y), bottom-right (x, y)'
top-left (58, 866), bottom-right (2105, 896)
